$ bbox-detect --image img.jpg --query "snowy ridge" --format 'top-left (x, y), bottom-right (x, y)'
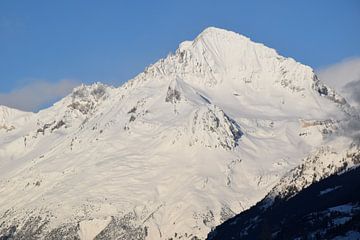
top-left (207, 156), bottom-right (360, 240)
top-left (263, 138), bottom-right (360, 207)
top-left (0, 106), bottom-right (33, 133)
top-left (0, 27), bottom-right (356, 240)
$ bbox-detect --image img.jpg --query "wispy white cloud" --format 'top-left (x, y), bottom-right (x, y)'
top-left (0, 79), bottom-right (80, 112)
top-left (316, 57), bottom-right (360, 107)
top-left (316, 57), bottom-right (360, 144)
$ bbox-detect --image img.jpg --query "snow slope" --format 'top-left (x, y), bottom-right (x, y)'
top-left (0, 27), bottom-right (355, 240)
top-left (207, 155), bottom-right (360, 240)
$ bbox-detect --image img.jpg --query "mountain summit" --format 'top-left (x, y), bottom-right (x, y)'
top-left (0, 27), bottom-right (356, 240)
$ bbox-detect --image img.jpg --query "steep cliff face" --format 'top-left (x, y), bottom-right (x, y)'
top-left (0, 27), bottom-right (354, 240)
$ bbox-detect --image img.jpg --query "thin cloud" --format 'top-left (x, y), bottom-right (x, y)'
top-left (316, 57), bottom-right (360, 144)
top-left (316, 57), bottom-right (360, 107)
top-left (0, 79), bottom-right (80, 112)
top-left (343, 80), bottom-right (360, 107)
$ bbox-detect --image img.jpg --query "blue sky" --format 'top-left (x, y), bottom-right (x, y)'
top-left (0, 1), bottom-right (360, 111)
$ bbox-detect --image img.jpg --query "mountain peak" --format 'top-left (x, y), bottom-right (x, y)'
top-left (196, 26), bottom-right (249, 41)
top-left (141, 26), bottom-right (317, 94)
top-left (178, 27), bottom-right (253, 53)
top-left (197, 26), bottom-right (235, 37)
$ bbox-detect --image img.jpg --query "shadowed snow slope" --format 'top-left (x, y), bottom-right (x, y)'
top-left (0, 27), bottom-right (357, 240)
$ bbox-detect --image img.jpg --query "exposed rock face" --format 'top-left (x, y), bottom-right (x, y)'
top-left (189, 106), bottom-right (242, 150)
top-left (68, 83), bottom-right (110, 115)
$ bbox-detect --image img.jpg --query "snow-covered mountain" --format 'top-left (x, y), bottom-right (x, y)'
top-left (0, 27), bottom-right (357, 240)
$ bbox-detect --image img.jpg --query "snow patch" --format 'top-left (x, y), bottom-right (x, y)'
top-left (319, 186), bottom-right (342, 196)
top-left (78, 217), bottom-right (112, 240)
